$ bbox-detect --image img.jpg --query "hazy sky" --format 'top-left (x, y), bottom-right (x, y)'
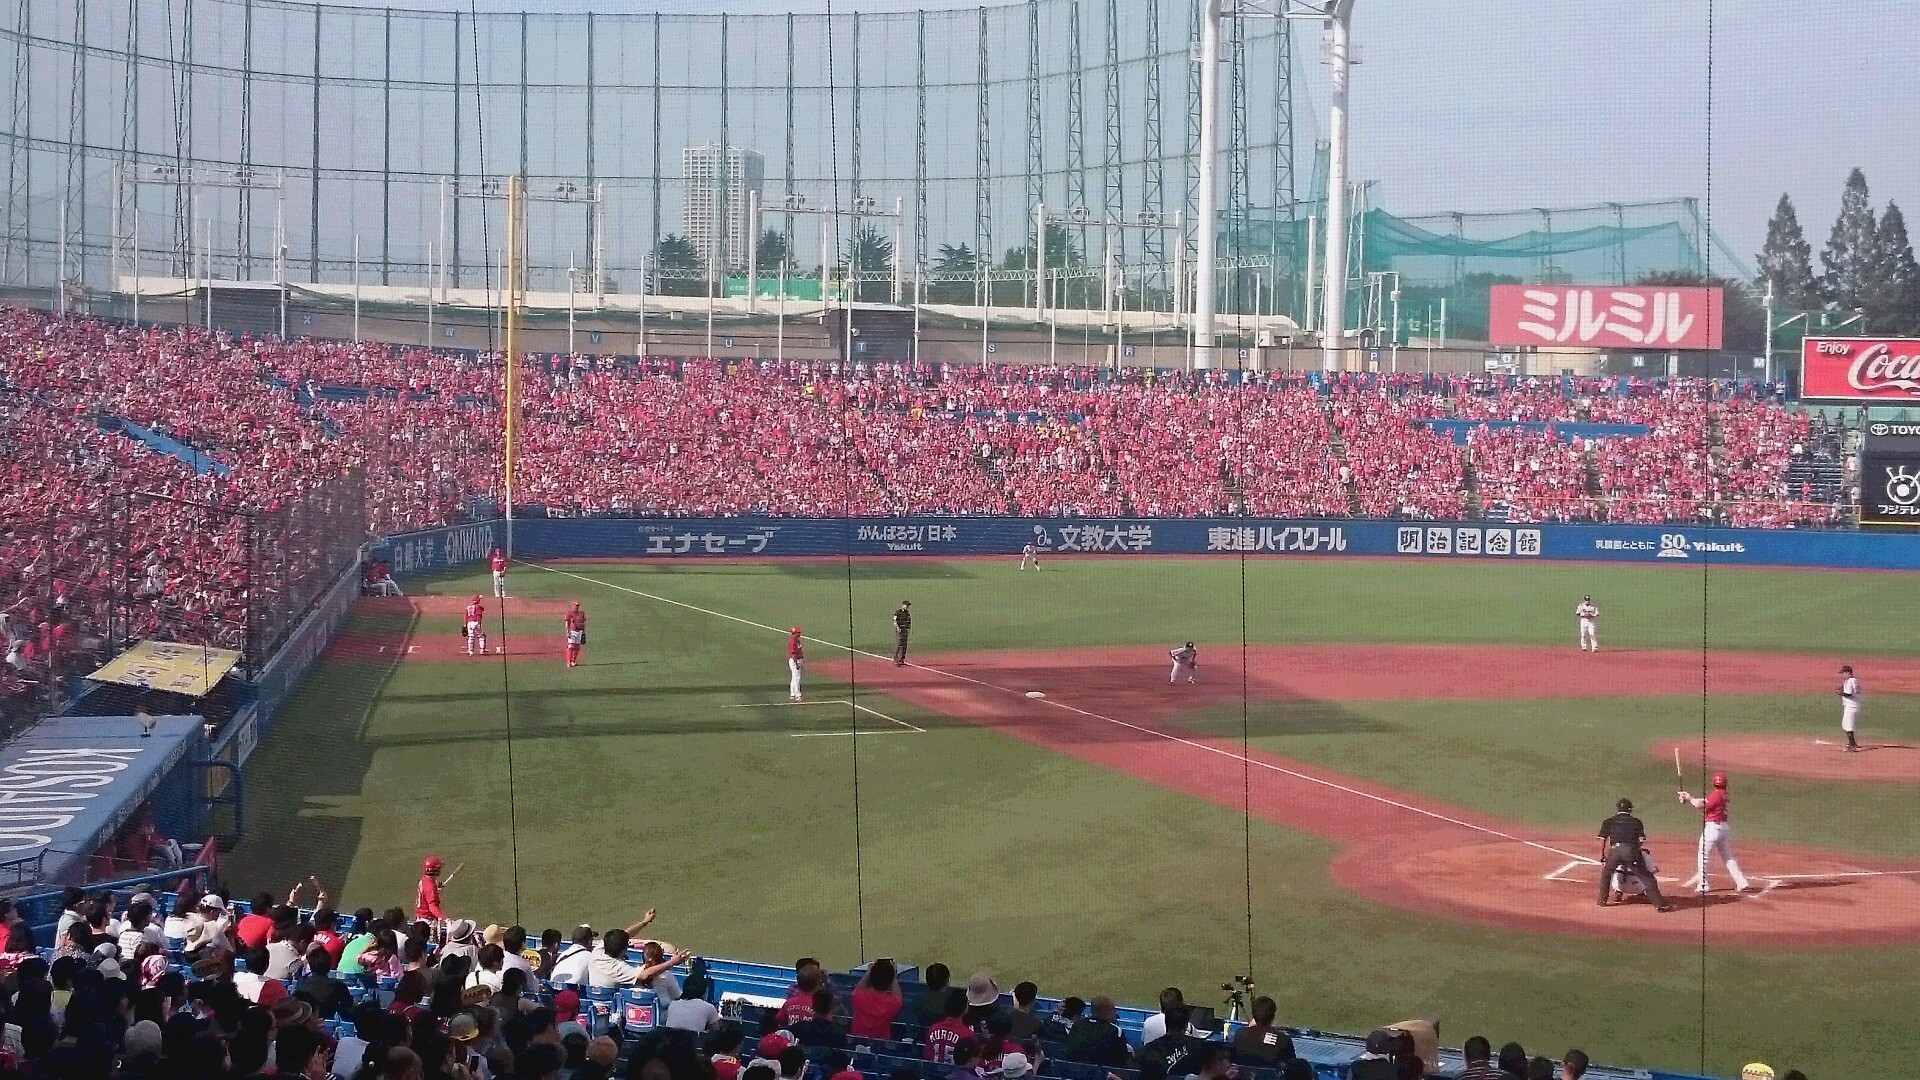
top-left (298, 0), bottom-right (1920, 267)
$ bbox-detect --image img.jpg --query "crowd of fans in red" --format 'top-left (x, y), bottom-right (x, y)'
top-left (0, 306), bottom-right (1847, 722)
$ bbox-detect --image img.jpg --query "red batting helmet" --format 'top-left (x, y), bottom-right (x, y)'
top-left (1713, 773), bottom-right (1728, 788)
top-left (472, 594), bottom-right (482, 602)
top-left (422, 855), bottom-right (443, 874)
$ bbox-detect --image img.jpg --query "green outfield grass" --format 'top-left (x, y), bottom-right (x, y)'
top-left (231, 556), bottom-right (1920, 1079)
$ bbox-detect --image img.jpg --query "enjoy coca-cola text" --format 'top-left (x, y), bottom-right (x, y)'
top-left (1848, 342), bottom-right (1920, 395)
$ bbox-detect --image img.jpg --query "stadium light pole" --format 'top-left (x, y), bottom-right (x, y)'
top-left (566, 253), bottom-right (578, 356)
top-left (1320, 0), bottom-right (1356, 371)
top-left (1193, 0), bottom-right (1222, 369)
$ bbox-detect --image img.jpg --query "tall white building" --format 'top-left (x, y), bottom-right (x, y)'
top-left (682, 144), bottom-right (765, 274)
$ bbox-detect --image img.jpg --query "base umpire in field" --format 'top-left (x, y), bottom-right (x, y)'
top-left (1597, 798), bottom-right (1673, 911)
top-left (892, 600), bottom-right (912, 666)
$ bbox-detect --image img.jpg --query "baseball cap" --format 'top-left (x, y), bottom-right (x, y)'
top-left (758, 1032), bottom-right (796, 1058)
top-left (449, 1013), bottom-right (481, 1043)
top-left (199, 894), bottom-right (227, 913)
top-left (554, 989), bottom-right (581, 1019)
top-left (1364, 1029), bottom-right (1395, 1055)
top-left (125, 1019), bottom-right (164, 1058)
top-left (965, 972), bottom-right (999, 1007)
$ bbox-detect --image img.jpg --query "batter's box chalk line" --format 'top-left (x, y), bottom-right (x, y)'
top-left (724, 699), bottom-right (926, 737)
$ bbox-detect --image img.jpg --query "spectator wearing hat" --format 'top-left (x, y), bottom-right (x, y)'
top-left (1740, 1066), bottom-right (1775, 1080)
top-left (1231, 997), bottom-right (1293, 1068)
top-left (751, 1030), bottom-right (797, 1074)
top-left (962, 973), bottom-right (1000, 1028)
top-left (1349, 1030), bottom-right (1398, 1080)
top-left (552, 989), bottom-right (586, 1041)
top-left (441, 920), bottom-right (480, 965)
top-left (1061, 997), bottom-right (1127, 1068)
top-left (850, 959), bottom-right (904, 1039)
top-left (999, 1051), bottom-right (1038, 1080)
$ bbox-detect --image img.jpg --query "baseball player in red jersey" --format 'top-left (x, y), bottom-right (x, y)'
top-left (564, 602), bottom-right (587, 669)
top-left (787, 627), bottom-right (805, 702)
top-left (490, 548), bottom-right (509, 598)
top-left (416, 855), bottom-right (446, 920)
top-left (1678, 772), bottom-right (1754, 893)
top-left (464, 595), bottom-right (487, 656)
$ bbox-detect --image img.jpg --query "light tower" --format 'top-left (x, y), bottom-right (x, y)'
top-left (1317, 1), bottom-right (1356, 371)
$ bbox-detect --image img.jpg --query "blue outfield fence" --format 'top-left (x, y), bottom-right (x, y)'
top-left (371, 515), bottom-right (1920, 573)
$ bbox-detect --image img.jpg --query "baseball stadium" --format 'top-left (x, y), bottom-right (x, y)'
top-left (2, 3), bottom-right (1918, 1080)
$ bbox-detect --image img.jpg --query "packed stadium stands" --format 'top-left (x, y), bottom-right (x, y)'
top-left (0, 880), bottom-right (1614, 1080)
top-left (0, 304), bottom-right (1855, 725)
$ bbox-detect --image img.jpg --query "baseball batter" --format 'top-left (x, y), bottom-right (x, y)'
top-left (787, 626), bottom-right (806, 702)
top-left (1838, 664), bottom-right (1861, 752)
top-left (1020, 543), bottom-right (1041, 572)
top-left (490, 548), bottom-right (509, 598)
top-left (464, 595), bottom-right (488, 656)
top-left (1169, 642), bottom-right (1198, 684)
top-left (1575, 595), bottom-right (1600, 652)
top-left (1679, 773), bottom-right (1753, 894)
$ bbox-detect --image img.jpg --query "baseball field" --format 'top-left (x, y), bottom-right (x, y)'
top-left (231, 554), bottom-right (1920, 1078)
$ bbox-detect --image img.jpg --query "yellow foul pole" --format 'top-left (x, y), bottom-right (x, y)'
top-left (503, 175), bottom-right (521, 559)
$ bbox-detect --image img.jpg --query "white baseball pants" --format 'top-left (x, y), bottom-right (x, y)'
top-left (1696, 821), bottom-right (1749, 892)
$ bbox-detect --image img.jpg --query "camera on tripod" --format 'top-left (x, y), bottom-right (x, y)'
top-left (1220, 975), bottom-right (1256, 1023)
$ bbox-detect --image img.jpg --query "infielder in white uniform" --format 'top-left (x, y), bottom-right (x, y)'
top-left (1576, 595), bottom-right (1600, 652)
top-left (1679, 773), bottom-right (1753, 893)
top-left (1020, 543), bottom-right (1041, 571)
top-left (1838, 664), bottom-right (1861, 752)
top-left (1169, 642), bottom-right (1198, 684)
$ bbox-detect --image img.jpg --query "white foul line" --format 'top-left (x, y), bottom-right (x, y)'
top-left (530, 562), bottom-right (1597, 865)
top-left (724, 699), bottom-right (926, 736)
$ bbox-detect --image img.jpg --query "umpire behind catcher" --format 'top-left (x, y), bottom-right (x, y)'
top-left (1596, 798), bottom-right (1674, 912)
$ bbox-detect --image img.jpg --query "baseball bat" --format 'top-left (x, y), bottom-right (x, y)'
top-left (1673, 747), bottom-right (1684, 784)
top-left (440, 862), bottom-right (467, 887)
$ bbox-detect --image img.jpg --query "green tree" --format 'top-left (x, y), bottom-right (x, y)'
top-left (1635, 270), bottom-right (1764, 355)
top-left (1866, 202), bottom-right (1920, 335)
top-left (1756, 194), bottom-right (1822, 311)
top-left (1821, 168), bottom-right (1877, 312)
top-left (844, 224), bottom-right (895, 303)
top-left (653, 234), bottom-right (704, 297)
top-left (755, 229), bottom-right (791, 273)
top-left (927, 243), bottom-right (979, 304)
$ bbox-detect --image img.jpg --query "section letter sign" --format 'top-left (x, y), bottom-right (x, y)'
top-left (1487, 285), bottom-right (1723, 350)
top-left (1800, 337), bottom-right (1920, 404)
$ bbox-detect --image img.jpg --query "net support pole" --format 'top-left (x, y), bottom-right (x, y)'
top-left (1320, 0), bottom-right (1356, 372)
top-left (503, 175), bottom-right (520, 559)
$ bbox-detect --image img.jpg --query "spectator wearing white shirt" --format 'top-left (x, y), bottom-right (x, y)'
top-left (586, 929), bottom-right (689, 990)
top-left (548, 926), bottom-right (597, 987)
top-left (116, 901), bottom-right (166, 959)
top-left (1138, 987), bottom-right (1186, 1045)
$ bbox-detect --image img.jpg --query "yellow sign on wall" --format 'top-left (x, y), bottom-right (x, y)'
top-left (88, 640), bottom-right (241, 698)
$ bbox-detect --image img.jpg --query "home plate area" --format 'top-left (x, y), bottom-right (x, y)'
top-left (1331, 835), bottom-right (1920, 947)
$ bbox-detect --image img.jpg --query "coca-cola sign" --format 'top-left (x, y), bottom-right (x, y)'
top-left (1800, 337), bottom-right (1920, 402)
top-left (1487, 285), bottom-right (1723, 350)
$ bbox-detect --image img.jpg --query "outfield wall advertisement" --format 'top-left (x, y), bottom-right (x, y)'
top-left (373, 516), bottom-right (1920, 573)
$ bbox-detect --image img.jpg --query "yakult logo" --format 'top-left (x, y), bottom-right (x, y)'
top-left (1847, 342), bottom-right (1920, 395)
